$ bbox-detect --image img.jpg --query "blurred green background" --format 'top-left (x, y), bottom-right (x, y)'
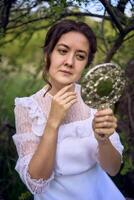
top-left (0, 0), bottom-right (134, 199)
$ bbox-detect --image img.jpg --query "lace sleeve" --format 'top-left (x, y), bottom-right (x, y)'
top-left (12, 101), bottom-right (54, 194)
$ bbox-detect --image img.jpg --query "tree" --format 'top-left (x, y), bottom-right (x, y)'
top-left (0, 0), bottom-right (134, 62)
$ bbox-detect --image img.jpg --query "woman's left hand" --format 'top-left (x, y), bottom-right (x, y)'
top-left (92, 108), bottom-right (117, 141)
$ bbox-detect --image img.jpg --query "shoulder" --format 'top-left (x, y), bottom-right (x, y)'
top-left (14, 86), bottom-right (45, 107)
top-left (14, 87), bottom-right (45, 121)
top-left (14, 87), bottom-right (47, 137)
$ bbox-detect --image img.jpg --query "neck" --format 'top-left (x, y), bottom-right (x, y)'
top-left (47, 81), bottom-right (75, 96)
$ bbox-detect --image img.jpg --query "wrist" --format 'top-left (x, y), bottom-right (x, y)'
top-left (97, 137), bottom-right (110, 146)
top-left (46, 118), bottom-right (60, 130)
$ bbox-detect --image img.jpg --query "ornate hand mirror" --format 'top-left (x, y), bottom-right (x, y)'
top-left (81, 63), bottom-right (126, 109)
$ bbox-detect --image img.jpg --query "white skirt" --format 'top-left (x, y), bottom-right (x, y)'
top-left (34, 164), bottom-right (125, 200)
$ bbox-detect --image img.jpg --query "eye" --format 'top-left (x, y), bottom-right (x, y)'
top-left (58, 48), bottom-right (68, 55)
top-left (76, 54), bottom-right (86, 61)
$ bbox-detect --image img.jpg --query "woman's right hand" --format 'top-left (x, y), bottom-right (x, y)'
top-left (48, 84), bottom-right (77, 127)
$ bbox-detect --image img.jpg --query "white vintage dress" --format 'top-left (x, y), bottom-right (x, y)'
top-left (12, 84), bottom-right (125, 200)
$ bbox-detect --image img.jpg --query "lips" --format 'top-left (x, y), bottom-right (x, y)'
top-left (60, 70), bottom-right (72, 74)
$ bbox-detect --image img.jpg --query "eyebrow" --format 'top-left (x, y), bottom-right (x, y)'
top-left (57, 43), bottom-right (88, 55)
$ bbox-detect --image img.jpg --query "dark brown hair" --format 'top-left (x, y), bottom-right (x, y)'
top-left (42, 19), bottom-right (97, 94)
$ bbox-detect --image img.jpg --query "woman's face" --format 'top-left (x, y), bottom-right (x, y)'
top-left (48, 31), bottom-right (90, 89)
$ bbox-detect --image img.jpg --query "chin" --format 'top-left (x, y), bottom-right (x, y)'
top-left (57, 78), bottom-right (74, 85)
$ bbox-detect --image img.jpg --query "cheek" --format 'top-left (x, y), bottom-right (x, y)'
top-left (51, 53), bottom-right (64, 68)
top-left (75, 68), bottom-right (84, 80)
top-left (48, 64), bottom-right (55, 77)
top-left (48, 54), bottom-right (58, 73)
top-left (77, 64), bottom-right (85, 74)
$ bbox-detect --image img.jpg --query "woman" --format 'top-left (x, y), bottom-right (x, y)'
top-left (13, 19), bottom-right (125, 200)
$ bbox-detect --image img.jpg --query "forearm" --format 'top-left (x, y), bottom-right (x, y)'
top-left (98, 138), bottom-right (122, 176)
top-left (28, 120), bottom-right (59, 180)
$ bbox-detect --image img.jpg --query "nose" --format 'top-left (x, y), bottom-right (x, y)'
top-left (64, 53), bottom-right (74, 67)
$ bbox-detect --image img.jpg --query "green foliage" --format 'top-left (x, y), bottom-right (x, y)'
top-left (121, 156), bottom-right (134, 175)
top-left (93, 20), bottom-right (134, 67)
top-left (18, 191), bottom-right (32, 200)
top-left (0, 124), bottom-right (32, 200)
top-left (0, 13), bottom-right (134, 199)
top-left (0, 69), bottom-right (43, 199)
top-left (114, 33), bottom-right (134, 67)
top-left (0, 31), bottom-right (45, 67)
top-left (120, 132), bottom-right (134, 175)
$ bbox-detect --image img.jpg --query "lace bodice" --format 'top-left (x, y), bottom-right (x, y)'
top-left (34, 84), bottom-right (91, 124)
top-left (12, 83), bottom-right (124, 195)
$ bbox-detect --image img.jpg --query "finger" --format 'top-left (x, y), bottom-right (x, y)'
top-left (65, 98), bottom-right (77, 109)
top-left (94, 115), bottom-right (117, 123)
top-left (59, 91), bottom-right (77, 100)
top-left (55, 83), bottom-right (74, 97)
top-left (62, 95), bottom-right (77, 104)
top-left (94, 128), bottom-right (115, 135)
top-left (94, 121), bottom-right (117, 129)
top-left (95, 108), bottom-right (113, 117)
